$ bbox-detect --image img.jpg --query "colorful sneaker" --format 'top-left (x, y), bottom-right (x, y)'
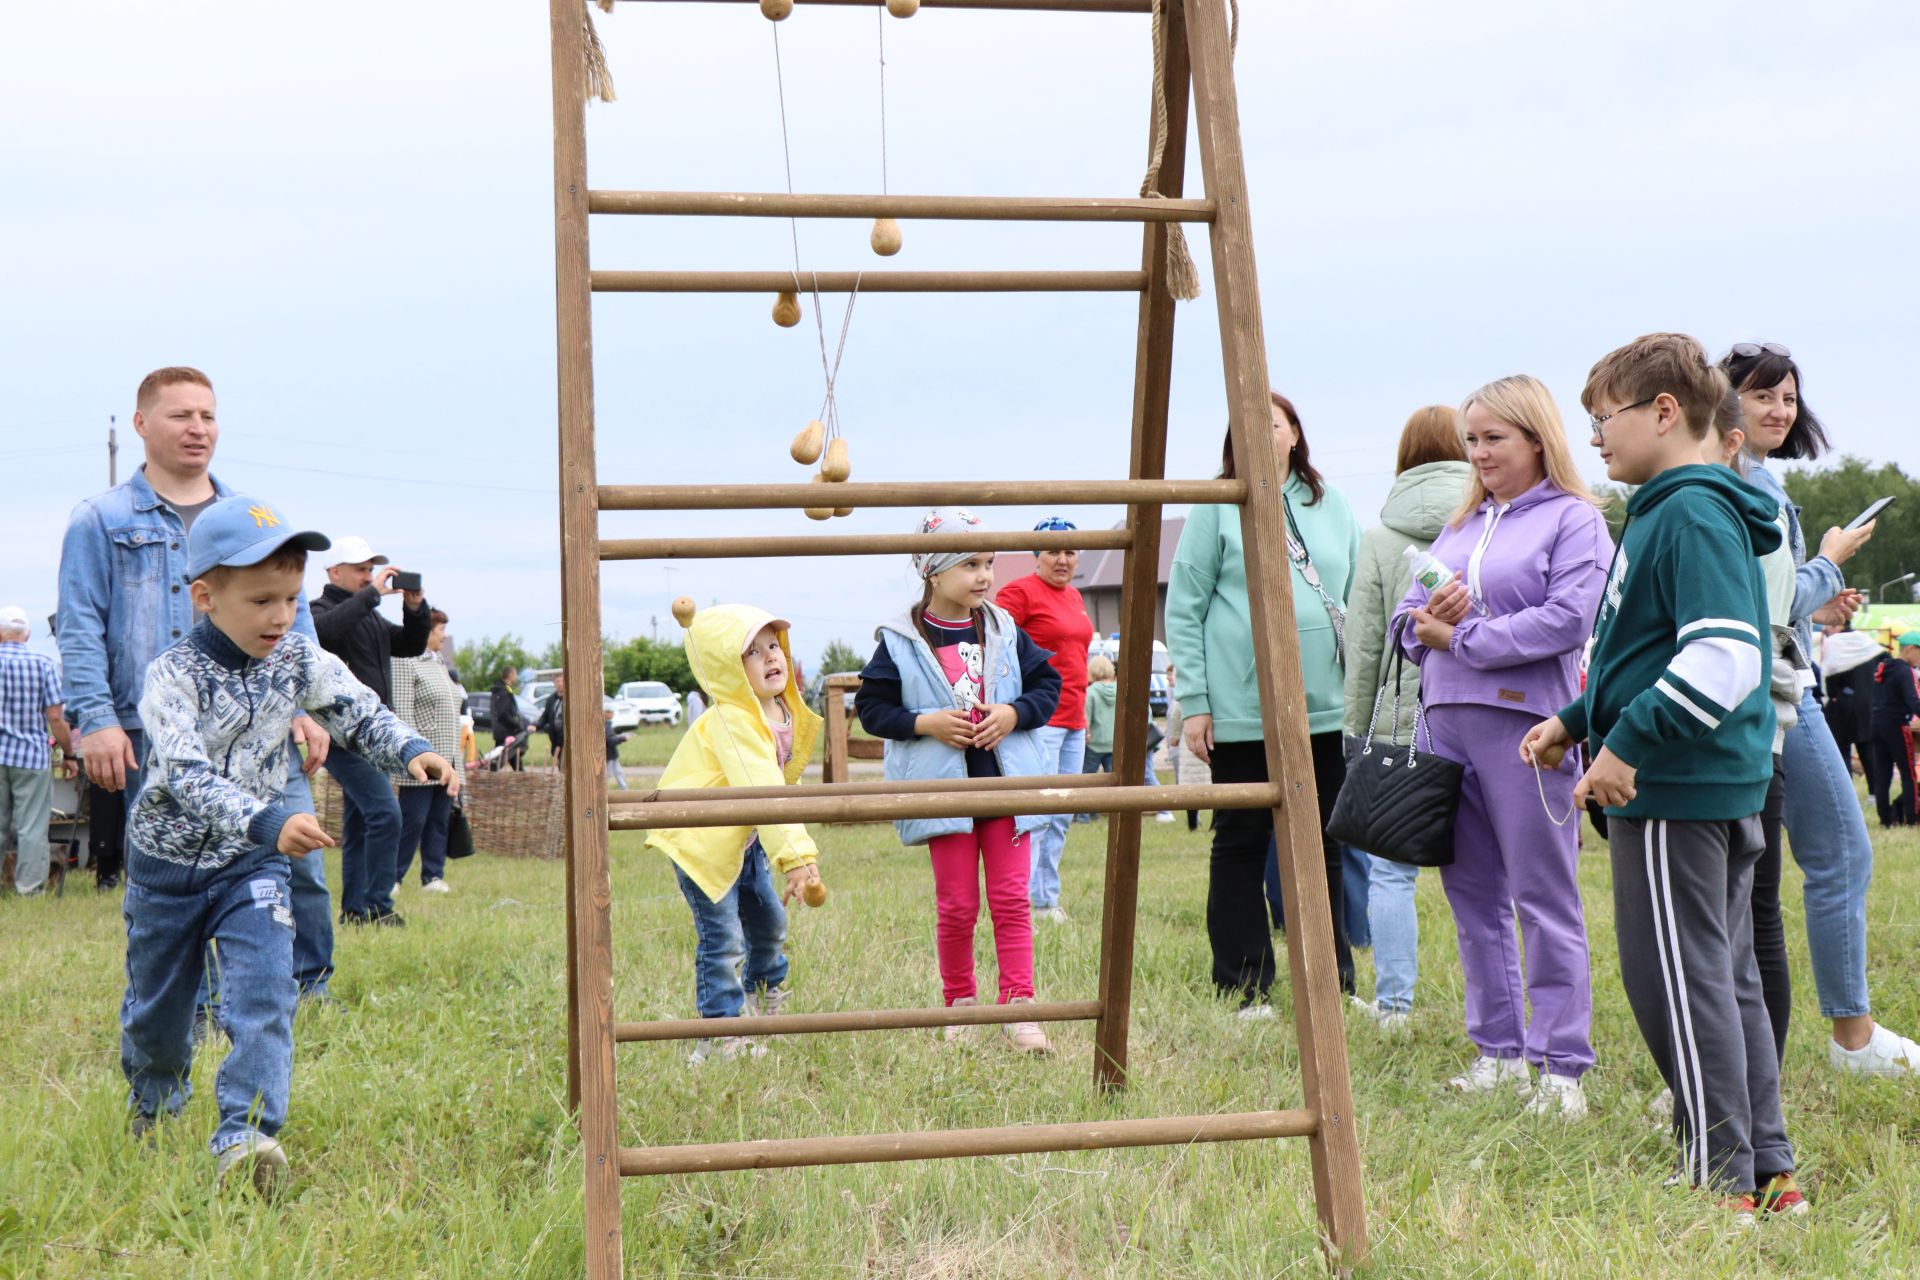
top-left (1758, 1173), bottom-right (1810, 1218)
top-left (1523, 1071), bottom-right (1589, 1119)
top-left (422, 878), bottom-right (451, 894)
top-left (1830, 1024), bottom-right (1920, 1077)
top-left (1719, 1193), bottom-right (1758, 1230)
top-left (1447, 1055), bottom-right (1532, 1096)
top-left (743, 986), bottom-right (789, 1018)
top-left (215, 1135), bottom-right (289, 1196)
top-left (1005, 997), bottom-right (1051, 1054)
top-left (687, 1036), bottom-right (766, 1066)
top-left (943, 995), bottom-right (979, 1043)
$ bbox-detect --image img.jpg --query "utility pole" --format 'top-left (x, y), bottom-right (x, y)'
top-left (108, 415), bottom-right (118, 486)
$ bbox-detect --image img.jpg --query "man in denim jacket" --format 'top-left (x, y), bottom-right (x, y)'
top-left (56, 367), bottom-right (337, 997)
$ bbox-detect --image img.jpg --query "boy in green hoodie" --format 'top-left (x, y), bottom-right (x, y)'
top-left (1522, 334), bottom-right (1801, 1222)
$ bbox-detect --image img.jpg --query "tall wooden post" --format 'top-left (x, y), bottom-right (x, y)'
top-left (1182, 0), bottom-right (1368, 1264)
top-left (548, 1), bottom-right (622, 1275)
top-left (1092, 0), bottom-right (1190, 1093)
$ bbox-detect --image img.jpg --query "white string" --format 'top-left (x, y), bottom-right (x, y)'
top-left (1534, 760), bottom-right (1574, 827)
top-left (876, 9), bottom-right (889, 197)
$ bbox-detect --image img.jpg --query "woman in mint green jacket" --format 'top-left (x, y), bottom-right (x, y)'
top-left (1167, 392), bottom-right (1360, 1009)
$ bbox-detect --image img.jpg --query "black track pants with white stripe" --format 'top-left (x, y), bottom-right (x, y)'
top-left (1607, 814), bottom-right (1794, 1193)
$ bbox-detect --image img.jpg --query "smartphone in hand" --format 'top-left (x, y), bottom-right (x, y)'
top-left (391, 570), bottom-right (423, 592)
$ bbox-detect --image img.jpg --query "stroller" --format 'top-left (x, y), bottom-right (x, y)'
top-left (478, 731), bottom-right (533, 773)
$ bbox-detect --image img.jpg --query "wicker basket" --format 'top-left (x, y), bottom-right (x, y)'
top-left (310, 767), bottom-right (564, 861)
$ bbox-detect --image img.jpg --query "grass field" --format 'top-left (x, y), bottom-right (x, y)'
top-left (3, 801), bottom-right (1917, 1278)
top-left (473, 718), bottom-right (873, 771)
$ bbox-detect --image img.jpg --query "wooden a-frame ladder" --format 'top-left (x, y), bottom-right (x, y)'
top-left (547, 1), bottom-right (1367, 1274)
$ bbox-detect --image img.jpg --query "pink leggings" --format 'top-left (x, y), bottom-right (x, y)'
top-left (928, 817), bottom-right (1036, 1005)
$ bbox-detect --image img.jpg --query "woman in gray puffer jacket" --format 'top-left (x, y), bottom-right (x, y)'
top-left (1339, 407), bottom-right (1470, 1031)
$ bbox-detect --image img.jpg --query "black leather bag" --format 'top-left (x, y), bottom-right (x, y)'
top-left (447, 802), bottom-right (476, 860)
top-left (1327, 618), bottom-right (1463, 867)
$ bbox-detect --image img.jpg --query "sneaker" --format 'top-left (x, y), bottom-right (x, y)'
top-left (687, 1036), bottom-right (766, 1066)
top-left (1036, 906), bottom-right (1070, 925)
top-left (943, 995), bottom-right (979, 1043)
top-left (1523, 1071), bottom-right (1589, 1119)
top-left (1004, 997), bottom-right (1051, 1053)
top-left (1647, 1086), bottom-right (1674, 1125)
top-left (422, 878), bottom-right (451, 894)
top-left (1758, 1173), bottom-right (1810, 1218)
top-left (393, 881), bottom-right (405, 897)
top-left (743, 986), bottom-right (788, 1017)
top-left (1447, 1055), bottom-right (1532, 1096)
top-left (1719, 1193), bottom-right (1759, 1230)
top-left (1154, 811), bottom-right (1175, 823)
top-left (1236, 1001), bottom-right (1276, 1022)
top-left (1829, 1024), bottom-right (1920, 1077)
top-left (215, 1135), bottom-right (289, 1196)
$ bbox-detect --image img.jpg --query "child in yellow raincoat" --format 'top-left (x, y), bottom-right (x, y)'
top-left (648, 604), bottom-right (824, 1065)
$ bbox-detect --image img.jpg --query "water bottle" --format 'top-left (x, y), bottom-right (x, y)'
top-left (1403, 545), bottom-right (1450, 593)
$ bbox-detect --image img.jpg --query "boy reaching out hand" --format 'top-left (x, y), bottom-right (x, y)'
top-left (122, 497), bottom-right (455, 1194)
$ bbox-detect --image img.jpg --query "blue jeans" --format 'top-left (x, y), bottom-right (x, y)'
top-left (1029, 726), bottom-right (1086, 909)
top-left (1780, 689), bottom-right (1873, 1018)
top-left (120, 855), bottom-right (297, 1155)
top-left (673, 838), bottom-right (790, 1019)
top-left (326, 747), bottom-right (402, 918)
top-left (126, 729), bottom-right (332, 999)
top-left (1367, 855), bottom-right (1420, 1012)
top-left (1342, 845), bottom-right (1373, 948)
top-left (395, 785), bottom-right (452, 886)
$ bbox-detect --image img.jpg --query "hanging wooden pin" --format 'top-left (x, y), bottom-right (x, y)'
top-left (869, 217), bottom-right (902, 256)
top-left (760, 0), bottom-right (793, 20)
top-left (886, 0), bottom-right (921, 15)
top-left (790, 419), bottom-right (825, 465)
top-left (772, 290), bottom-right (802, 328)
top-left (671, 597), bottom-right (697, 628)
top-left (804, 474), bottom-right (835, 521)
top-left (820, 437), bottom-right (851, 482)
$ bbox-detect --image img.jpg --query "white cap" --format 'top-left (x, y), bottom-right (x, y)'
top-left (328, 535), bottom-right (389, 568)
top-left (0, 605), bottom-right (28, 634)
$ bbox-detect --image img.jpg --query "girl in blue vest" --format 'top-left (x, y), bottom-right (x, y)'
top-left (856, 508), bottom-right (1062, 1052)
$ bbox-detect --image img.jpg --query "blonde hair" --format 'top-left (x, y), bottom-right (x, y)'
top-left (1451, 374), bottom-right (1605, 526)
top-left (1087, 655), bottom-right (1116, 682)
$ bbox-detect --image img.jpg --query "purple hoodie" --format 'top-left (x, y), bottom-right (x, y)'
top-left (1394, 479), bottom-right (1612, 721)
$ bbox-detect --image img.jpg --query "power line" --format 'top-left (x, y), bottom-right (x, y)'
top-left (218, 455), bottom-right (556, 496)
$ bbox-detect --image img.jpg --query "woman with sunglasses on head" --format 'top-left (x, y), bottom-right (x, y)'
top-left (1727, 342), bottom-right (1920, 1078)
top-left (1393, 375), bottom-right (1611, 1118)
top-left (1167, 392), bottom-right (1361, 1015)
top-left (995, 518), bottom-right (1096, 924)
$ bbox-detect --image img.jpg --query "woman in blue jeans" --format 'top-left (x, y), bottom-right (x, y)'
top-left (1732, 342), bottom-right (1920, 1076)
top-left (391, 610), bottom-right (466, 893)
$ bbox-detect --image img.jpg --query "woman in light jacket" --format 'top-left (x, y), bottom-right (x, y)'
top-left (392, 609), bottom-right (468, 892)
top-left (1394, 376), bottom-right (1610, 1116)
top-left (1168, 392), bottom-right (1360, 1012)
top-left (1341, 406), bottom-right (1471, 1032)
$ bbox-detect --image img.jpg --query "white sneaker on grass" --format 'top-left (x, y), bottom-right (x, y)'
top-left (1236, 1002), bottom-right (1276, 1022)
top-left (1648, 1087), bottom-right (1674, 1127)
top-left (1005, 997), bottom-right (1051, 1053)
top-left (688, 1036), bottom-right (765, 1066)
top-left (943, 995), bottom-right (979, 1043)
top-left (393, 881), bottom-right (404, 897)
top-left (743, 986), bottom-right (788, 1017)
top-left (1036, 906), bottom-right (1070, 925)
top-left (422, 878), bottom-right (451, 894)
top-left (215, 1135), bottom-right (289, 1196)
top-left (1830, 1024), bottom-right (1920, 1077)
top-left (1523, 1071), bottom-right (1588, 1119)
top-left (1447, 1054), bottom-right (1532, 1096)
top-left (1154, 811), bottom-right (1175, 823)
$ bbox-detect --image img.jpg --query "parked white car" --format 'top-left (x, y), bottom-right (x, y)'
top-left (613, 680), bottom-right (682, 727)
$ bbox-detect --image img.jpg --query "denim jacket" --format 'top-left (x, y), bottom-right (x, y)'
top-left (56, 467), bottom-right (319, 738)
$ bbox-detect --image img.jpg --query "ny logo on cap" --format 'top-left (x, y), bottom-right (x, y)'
top-left (248, 505), bottom-right (281, 529)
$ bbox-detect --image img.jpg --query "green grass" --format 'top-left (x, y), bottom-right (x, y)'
top-left (3, 805), bottom-right (1917, 1278)
top-left (473, 717), bottom-right (871, 772)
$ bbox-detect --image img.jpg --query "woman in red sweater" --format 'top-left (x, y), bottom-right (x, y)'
top-left (996, 518), bottom-right (1095, 923)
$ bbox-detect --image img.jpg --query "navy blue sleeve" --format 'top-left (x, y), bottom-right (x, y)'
top-left (1009, 629), bottom-right (1061, 730)
top-left (1897, 660), bottom-right (1920, 718)
top-left (855, 641), bottom-right (919, 740)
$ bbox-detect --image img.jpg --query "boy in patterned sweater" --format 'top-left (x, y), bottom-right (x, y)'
top-left (123, 496), bottom-right (457, 1192)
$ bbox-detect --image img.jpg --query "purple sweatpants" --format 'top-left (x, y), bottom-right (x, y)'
top-left (1427, 702), bottom-right (1595, 1078)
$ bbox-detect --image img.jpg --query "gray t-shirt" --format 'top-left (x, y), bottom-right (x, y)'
top-left (173, 494), bottom-right (219, 621)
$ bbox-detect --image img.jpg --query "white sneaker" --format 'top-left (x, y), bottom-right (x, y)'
top-left (1035, 906), bottom-right (1070, 925)
top-left (1447, 1054), bottom-right (1532, 1096)
top-left (215, 1135), bottom-right (289, 1195)
top-left (1154, 811), bottom-right (1175, 823)
top-left (1004, 997), bottom-right (1051, 1053)
top-left (1523, 1071), bottom-right (1588, 1119)
top-left (743, 986), bottom-right (788, 1017)
top-left (1236, 1002), bottom-right (1276, 1022)
top-left (943, 995), bottom-right (979, 1043)
top-left (1376, 1010), bottom-right (1412, 1037)
top-left (1830, 1024), bottom-right (1920, 1077)
top-left (422, 878), bottom-right (451, 894)
top-left (1647, 1087), bottom-right (1674, 1126)
top-left (393, 881), bottom-right (404, 897)
top-left (687, 1036), bottom-right (766, 1066)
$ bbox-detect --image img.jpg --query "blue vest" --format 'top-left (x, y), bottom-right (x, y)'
top-left (876, 602), bottom-right (1050, 846)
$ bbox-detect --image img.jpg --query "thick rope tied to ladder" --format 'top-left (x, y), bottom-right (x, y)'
top-left (1140, 0), bottom-right (1238, 302)
top-left (584, 0), bottom-right (617, 104)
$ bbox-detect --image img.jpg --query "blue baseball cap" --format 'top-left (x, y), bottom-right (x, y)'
top-left (186, 496), bottom-right (332, 581)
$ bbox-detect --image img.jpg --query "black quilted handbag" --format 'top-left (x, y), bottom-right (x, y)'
top-left (1327, 617), bottom-right (1463, 867)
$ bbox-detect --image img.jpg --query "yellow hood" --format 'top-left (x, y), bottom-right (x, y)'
top-left (646, 604), bottom-right (822, 902)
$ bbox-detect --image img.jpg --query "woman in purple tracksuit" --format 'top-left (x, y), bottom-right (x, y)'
top-left (1395, 375), bottom-right (1612, 1118)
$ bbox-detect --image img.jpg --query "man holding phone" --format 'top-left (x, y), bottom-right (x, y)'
top-left (312, 536), bottom-right (432, 925)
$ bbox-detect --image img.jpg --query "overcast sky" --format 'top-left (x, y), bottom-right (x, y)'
top-left (4, 1), bottom-right (1917, 671)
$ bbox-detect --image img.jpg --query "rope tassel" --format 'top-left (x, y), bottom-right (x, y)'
top-left (1141, 0), bottom-right (1199, 301)
top-left (584, 1), bottom-right (616, 104)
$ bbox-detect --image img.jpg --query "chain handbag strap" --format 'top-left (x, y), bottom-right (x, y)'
top-left (1358, 615), bottom-right (1414, 756)
top-left (1284, 496), bottom-right (1347, 668)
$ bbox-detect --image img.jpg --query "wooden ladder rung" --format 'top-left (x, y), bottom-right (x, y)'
top-left (608, 772), bottom-right (1109, 805)
top-left (615, 999), bottom-right (1101, 1043)
top-left (616, 0), bottom-right (1156, 15)
top-left (620, 1109), bottom-right (1318, 1177)
top-left (588, 191), bottom-right (1214, 222)
top-left (599, 527), bottom-right (1130, 561)
top-left (607, 781), bottom-right (1282, 831)
top-left (598, 478), bottom-right (1246, 511)
top-left (590, 269), bottom-right (1146, 293)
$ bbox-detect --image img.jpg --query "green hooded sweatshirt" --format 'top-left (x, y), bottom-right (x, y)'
top-left (1167, 472), bottom-right (1360, 741)
top-left (1559, 464), bottom-right (1782, 821)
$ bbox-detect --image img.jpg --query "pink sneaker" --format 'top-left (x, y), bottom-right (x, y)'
top-left (943, 995), bottom-right (979, 1043)
top-left (1004, 997), bottom-right (1051, 1054)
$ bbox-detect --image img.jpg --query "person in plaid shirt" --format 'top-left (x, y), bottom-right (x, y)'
top-left (1, 605), bottom-right (73, 896)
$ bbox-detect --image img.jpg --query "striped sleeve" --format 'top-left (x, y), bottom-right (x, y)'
top-left (1604, 522), bottom-right (1766, 768)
